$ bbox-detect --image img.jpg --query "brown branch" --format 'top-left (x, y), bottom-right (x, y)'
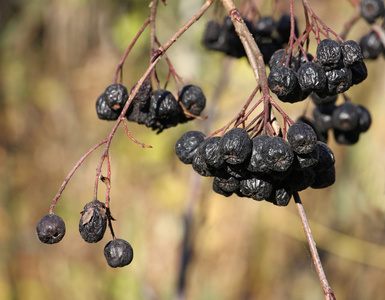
top-left (293, 192), bottom-right (336, 300)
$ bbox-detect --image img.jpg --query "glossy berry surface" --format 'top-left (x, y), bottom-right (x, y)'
top-left (268, 66), bottom-right (299, 97)
top-left (36, 214), bottom-right (66, 244)
top-left (178, 85), bottom-right (206, 117)
top-left (175, 131), bottom-right (206, 164)
top-left (218, 128), bottom-right (252, 165)
top-left (104, 83), bottom-right (129, 111)
top-left (287, 122), bottom-right (318, 154)
top-left (96, 94), bottom-right (121, 121)
top-left (79, 200), bottom-right (107, 243)
top-left (316, 39), bottom-right (341, 69)
top-left (104, 239), bottom-right (134, 268)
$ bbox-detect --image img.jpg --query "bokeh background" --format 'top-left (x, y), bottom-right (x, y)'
top-left (1, 0), bottom-right (385, 299)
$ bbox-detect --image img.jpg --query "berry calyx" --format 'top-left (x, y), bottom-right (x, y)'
top-left (36, 214), bottom-right (66, 244)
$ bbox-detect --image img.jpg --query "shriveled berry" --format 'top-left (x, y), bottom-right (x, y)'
top-left (297, 62), bottom-right (327, 93)
top-left (247, 135), bottom-right (271, 173)
top-left (316, 39), bottom-right (341, 69)
top-left (240, 176), bottom-right (273, 201)
top-left (202, 20), bottom-right (223, 51)
top-left (36, 214), bottom-right (66, 244)
top-left (360, 0), bottom-right (385, 23)
top-left (79, 200), bottom-right (107, 243)
top-left (269, 49), bottom-right (299, 70)
top-left (197, 136), bottom-right (224, 168)
top-left (175, 131), bottom-right (206, 164)
top-left (212, 177), bottom-right (234, 197)
top-left (278, 84), bottom-right (310, 103)
top-left (192, 151), bottom-right (216, 177)
top-left (130, 81), bottom-right (152, 111)
top-left (340, 40), bottom-right (363, 67)
top-left (267, 185), bottom-right (292, 206)
top-left (219, 128), bottom-right (252, 165)
top-left (104, 239), bottom-right (134, 268)
top-left (104, 83), bottom-right (129, 111)
top-left (287, 122), bottom-right (318, 154)
top-left (213, 175), bottom-right (240, 193)
top-left (332, 102), bottom-right (359, 131)
top-left (178, 85), bottom-right (206, 117)
top-left (283, 168), bottom-right (316, 192)
top-left (149, 89), bottom-right (181, 129)
top-left (268, 66), bottom-right (299, 97)
top-left (96, 94), bottom-right (120, 121)
top-left (325, 67), bottom-right (352, 95)
top-left (262, 136), bottom-right (294, 172)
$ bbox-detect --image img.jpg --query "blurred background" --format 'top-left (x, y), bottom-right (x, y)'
top-left (1, 0), bottom-right (385, 299)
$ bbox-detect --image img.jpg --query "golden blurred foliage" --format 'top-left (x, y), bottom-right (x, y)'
top-left (1, 0), bottom-right (385, 299)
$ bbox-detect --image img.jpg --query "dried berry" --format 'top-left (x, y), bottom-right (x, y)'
top-left (219, 128), bottom-right (252, 165)
top-left (178, 85), bottom-right (206, 118)
top-left (240, 176), bottom-right (273, 201)
top-left (276, 14), bottom-right (298, 43)
top-left (197, 136), bottom-right (224, 168)
top-left (104, 83), bottom-right (129, 111)
top-left (350, 61), bottom-right (368, 85)
top-left (267, 185), bottom-right (292, 206)
top-left (297, 61), bottom-right (327, 93)
top-left (293, 149), bottom-right (319, 170)
top-left (213, 175), bottom-right (240, 194)
top-left (313, 104), bottom-right (336, 132)
top-left (333, 128), bottom-right (360, 145)
top-left (311, 92), bottom-right (338, 106)
top-left (262, 136), bottom-right (294, 172)
top-left (360, 0), bottom-right (385, 23)
top-left (104, 239), bottom-right (134, 268)
top-left (36, 214), bottom-right (66, 244)
top-left (79, 200), bottom-right (107, 243)
top-left (175, 131), bottom-right (206, 164)
top-left (247, 135), bottom-right (271, 173)
top-left (287, 122), bottom-right (318, 154)
top-left (268, 66), bottom-right (299, 97)
top-left (324, 67), bottom-right (352, 95)
top-left (340, 40), bottom-right (363, 67)
top-left (96, 94), bottom-right (121, 121)
top-left (192, 151), bottom-right (216, 177)
top-left (269, 49), bottom-right (299, 70)
top-left (316, 39), bottom-right (341, 69)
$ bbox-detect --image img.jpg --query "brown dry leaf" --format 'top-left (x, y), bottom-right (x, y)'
top-left (81, 207), bottom-right (95, 225)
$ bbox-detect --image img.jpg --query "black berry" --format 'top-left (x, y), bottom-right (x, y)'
top-left (104, 239), bottom-right (134, 268)
top-left (104, 83), bottom-right (129, 111)
top-left (316, 39), bottom-right (341, 69)
top-left (175, 131), bottom-right (206, 164)
top-left (79, 200), bottom-right (107, 243)
top-left (96, 94), bottom-right (121, 121)
top-left (178, 85), bottom-right (206, 118)
top-left (360, 0), bottom-right (385, 23)
top-left (36, 214), bottom-right (66, 244)
top-left (287, 122), bottom-right (318, 154)
top-left (219, 128), bottom-right (252, 165)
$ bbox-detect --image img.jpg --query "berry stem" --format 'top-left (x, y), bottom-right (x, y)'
top-left (113, 17), bottom-right (151, 84)
top-left (293, 192), bottom-right (336, 300)
top-left (49, 139), bottom-right (107, 214)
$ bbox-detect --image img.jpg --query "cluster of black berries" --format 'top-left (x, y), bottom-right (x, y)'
top-left (175, 123), bottom-right (335, 206)
top-left (96, 82), bottom-right (206, 133)
top-left (358, 0), bottom-right (385, 59)
top-left (267, 39), bottom-right (367, 103)
top-left (36, 199), bottom-right (133, 268)
top-left (309, 93), bottom-right (372, 145)
top-left (203, 14), bottom-right (298, 63)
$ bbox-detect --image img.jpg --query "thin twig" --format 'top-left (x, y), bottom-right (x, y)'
top-left (293, 192), bottom-right (336, 300)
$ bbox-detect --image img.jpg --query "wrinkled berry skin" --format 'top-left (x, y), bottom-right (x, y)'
top-left (287, 122), bottom-right (318, 154)
top-left (178, 85), bottom-right (206, 117)
top-left (316, 39), bottom-right (341, 69)
top-left (219, 128), bottom-right (252, 165)
top-left (104, 83), bottom-right (129, 111)
top-left (262, 136), bottom-right (294, 172)
top-left (175, 131), bottom-right (206, 164)
top-left (79, 200), bottom-right (107, 243)
top-left (359, 31), bottom-right (384, 60)
top-left (36, 214), bottom-right (66, 244)
top-left (340, 40), bottom-right (363, 67)
top-left (104, 239), bottom-right (134, 268)
top-left (96, 94), bottom-right (121, 121)
top-left (268, 66), bottom-right (298, 97)
top-left (297, 62), bottom-right (326, 93)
